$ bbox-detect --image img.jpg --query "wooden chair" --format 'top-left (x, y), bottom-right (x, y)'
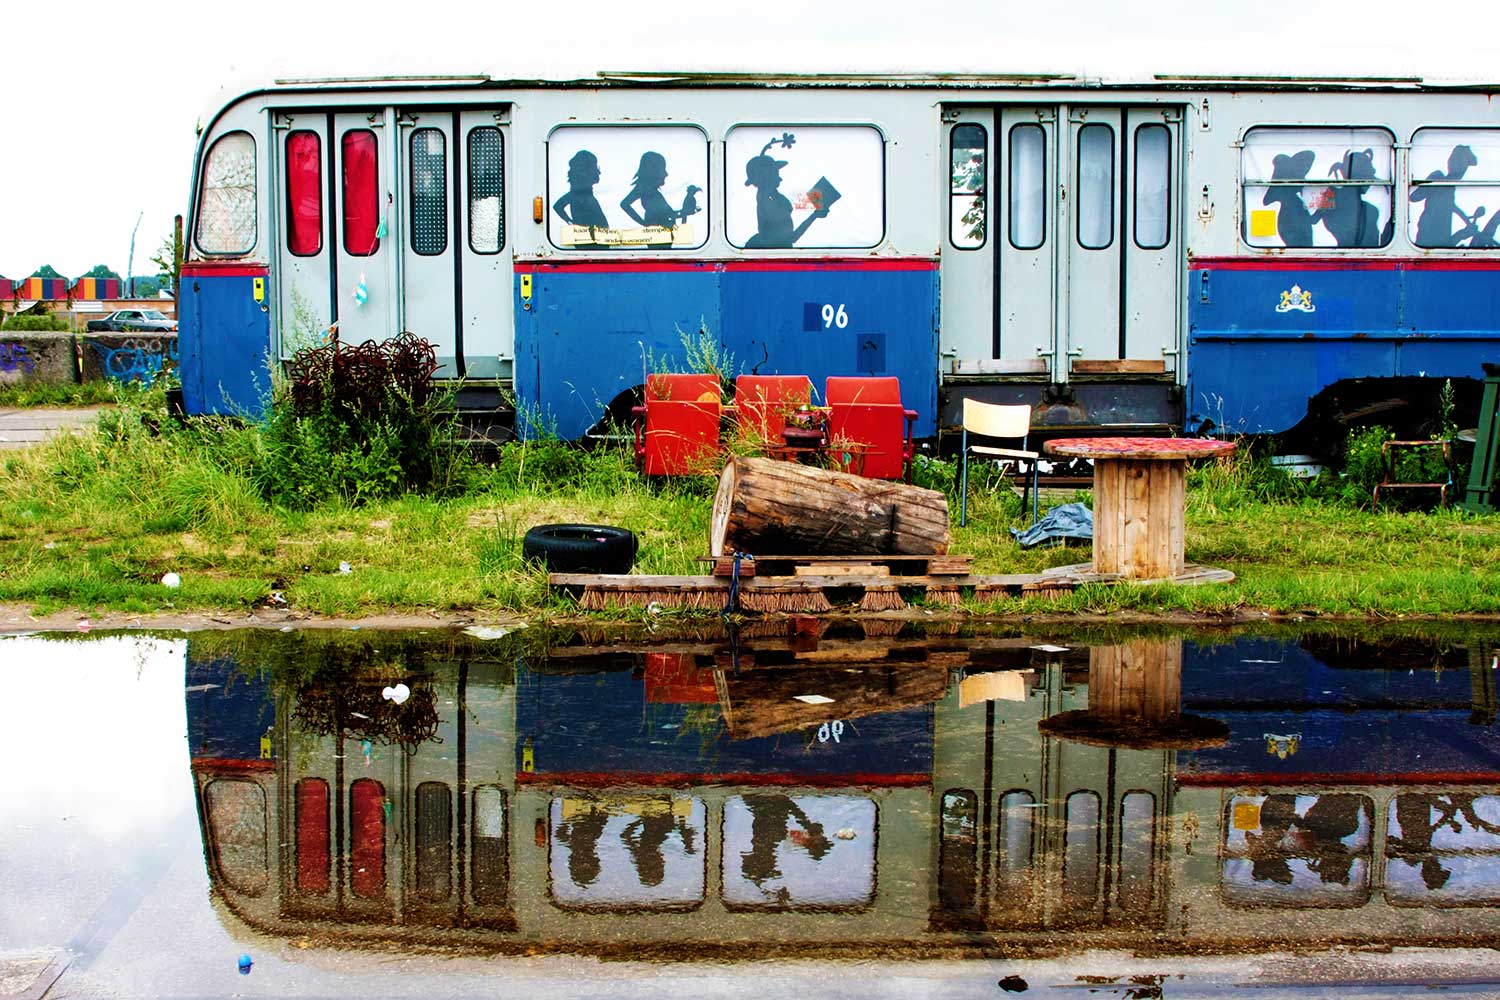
top-left (959, 399), bottom-right (1038, 527)
top-left (632, 373), bottom-right (722, 476)
top-left (733, 374), bottom-right (814, 451)
top-left (825, 376), bottom-right (917, 481)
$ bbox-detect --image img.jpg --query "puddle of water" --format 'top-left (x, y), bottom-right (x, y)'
top-left (4, 623), bottom-right (1500, 996)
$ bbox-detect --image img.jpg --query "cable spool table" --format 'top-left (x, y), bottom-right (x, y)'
top-left (1043, 437), bottom-right (1237, 581)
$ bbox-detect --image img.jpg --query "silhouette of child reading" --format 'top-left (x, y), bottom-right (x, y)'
top-left (553, 150), bottom-right (609, 232)
top-left (744, 134), bottom-right (829, 249)
top-left (619, 151), bottom-right (677, 229)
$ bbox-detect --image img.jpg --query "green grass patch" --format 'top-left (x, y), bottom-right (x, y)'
top-left (0, 386), bottom-right (1497, 621)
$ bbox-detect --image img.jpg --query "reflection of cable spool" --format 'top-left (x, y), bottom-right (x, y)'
top-left (1038, 639), bottom-right (1229, 750)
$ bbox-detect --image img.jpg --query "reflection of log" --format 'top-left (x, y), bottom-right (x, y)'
top-left (716, 664), bottom-right (949, 740)
top-left (710, 456), bottom-right (950, 557)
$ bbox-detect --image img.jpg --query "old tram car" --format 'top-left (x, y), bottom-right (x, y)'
top-left (179, 73), bottom-right (1500, 442)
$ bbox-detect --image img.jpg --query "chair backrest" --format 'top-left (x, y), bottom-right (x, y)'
top-left (734, 374), bottom-right (813, 445)
top-left (647, 372), bottom-right (720, 403)
top-left (826, 375), bottom-right (902, 406)
top-left (643, 373), bottom-right (721, 475)
top-left (828, 402), bottom-right (907, 480)
top-left (962, 399), bottom-right (1031, 442)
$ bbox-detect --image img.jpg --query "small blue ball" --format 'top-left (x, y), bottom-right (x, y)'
top-left (238, 954), bottom-right (253, 974)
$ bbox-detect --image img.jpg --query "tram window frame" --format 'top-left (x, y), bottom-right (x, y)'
top-left (1239, 125), bottom-right (1396, 251)
top-left (1219, 792), bottom-right (1373, 909)
top-left (1007, 123), bottom-right (1047, 251)
top-left (1075, 123), bottom-right (1116, 251)
top-left (1062, 790), bottom-right (1101, 909)
top-left (949, 124), bottom-right (988, 250)
top-left (284, 130), bottom-right (323, 257)
top-left (204, 778), bottom-right (269, 896)
top-left (1408, 127), bottom-right (1500, 250)
top-left (408, 127), bottom-right (448, 257)
top-left (467, 126), bottom-right (505, 255)
top-left (194, 130), bottom-right (258, 257)
top-left (725, 123), bottom-right (887, 251)
top-left (1132, 124), bottom-right (1172, 251)
top-left (545, 123), bottom-right (711, 252)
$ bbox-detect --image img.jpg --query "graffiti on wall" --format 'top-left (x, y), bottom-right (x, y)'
top-left (88, 337), bottom-right (179, 383)
top-left (0, 341), bottom-right (37, 377)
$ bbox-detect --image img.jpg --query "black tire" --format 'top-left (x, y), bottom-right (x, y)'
top-left (522, 524), bottom-right (637, 575)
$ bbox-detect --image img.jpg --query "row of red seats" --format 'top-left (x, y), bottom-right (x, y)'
top-left (632, 374), bottom-right (918, 481)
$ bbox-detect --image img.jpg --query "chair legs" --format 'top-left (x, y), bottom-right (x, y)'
top-left (959, 430), bottom-right (970, 527)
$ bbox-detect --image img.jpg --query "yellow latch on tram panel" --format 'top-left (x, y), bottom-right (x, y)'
top-left (252, 277), bottom-right (265, 303)
top-left (520, 273), bottom-right (532, 310)
top-left (522, 737), bottom-right (535, 772)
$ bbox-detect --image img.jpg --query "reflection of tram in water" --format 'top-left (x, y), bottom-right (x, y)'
top-left (188, 628), bottom-right (1500, 955)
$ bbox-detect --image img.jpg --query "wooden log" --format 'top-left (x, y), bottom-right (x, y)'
top-left (710, 456), bottom-right (950, 557)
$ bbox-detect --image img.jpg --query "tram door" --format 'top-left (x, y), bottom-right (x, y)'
top-left (942, 106), bottom-right (1182, 381)
top-left (398, 109), bottom-right (513, 378)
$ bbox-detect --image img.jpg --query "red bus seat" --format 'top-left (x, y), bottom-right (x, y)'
top-left (633, 373), bottom-right (723, 476)
top-left (733, 374), bottom-right (814, 449)
top-left (825, 376), bottom-right (917, 481)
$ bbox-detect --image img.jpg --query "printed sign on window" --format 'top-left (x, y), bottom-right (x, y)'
top-left (548, 126), bottom-right (708, 250)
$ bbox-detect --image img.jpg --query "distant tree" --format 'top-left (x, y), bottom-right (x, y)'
top-left (150, 228), bottom-right (183, 297)
top-left (30, 264), bottom-right (64, 279)
top-left (133, 276), bottom-right (162, 297)
top-left (81, 263), bottom-right (123, 281)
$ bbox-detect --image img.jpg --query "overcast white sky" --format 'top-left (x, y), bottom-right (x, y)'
top-left (1, 0), bottom-right (1497, 280)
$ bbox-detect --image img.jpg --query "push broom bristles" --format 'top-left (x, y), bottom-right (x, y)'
top-left (738, 588), bottom-right (834, 614)
top-left (925, 585), bottom-right (963, 607)
top-left (859, 586), bottom-right (906, 612)
top-left (578, 587), bottom-right (724, 611)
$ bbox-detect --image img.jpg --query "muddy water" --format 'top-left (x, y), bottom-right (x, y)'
top-left (4, 623), bottom-right (1500, 997)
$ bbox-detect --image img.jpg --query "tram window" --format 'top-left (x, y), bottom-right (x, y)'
top-left (1221, 793), bottom-right (1372, 908)
top-left (468, 127), bottom-right (504, 254)
top-left (350, 777), bottom-right (387, 899)
top-left (726, 125), bottom-right (884, 250)
top-left (415, 781), bottom-right (453, 901)
top-left (996, 790), bottom-right (1036, 906)
top-left (294, 778), bottom-right (330, 895)
top-left (550, 795), bottom-right (707, 909)
top-left (1409, 128), bottom-right (1500, 249)
top-left (548, 125), bottom-right (709, 251)
top-left (1117, 791), bottom-right (1156, 914)
top-left (285, 131), bottom-right (322, 257)
top-left (1133, 125), bottom-right (1171, 250)
top-left (409, 128), bottom-right (447, 257)
top-left (342, 130), bottom-right (381, 257)
top-left (722, 794), bottom-right (876, 909)
top-left (204, 779), bottom-right (268, 895)
top-left (1076, 124), bottom-right (1115, 250)
top-left (1386, 793), bottom-right (1500, 905)
top-left (471, 785), bottom-right (508, 906)
top-left (1008, 124), bottom-right (1046, 250)
top-left (195, 130), bottom-right (256, 256)
top-left (1063, 791), bottom-right (1100, 908)
top-left (950, 124), bottom-right (987, 249)
top-left (1242, 127), bottom-right (1394, 249)
top-left (938, 789), bottom-right (978, 912)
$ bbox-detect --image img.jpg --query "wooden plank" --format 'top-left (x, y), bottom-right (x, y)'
top-left (701, 553), bottom-right (967, 564)
top-left (1070, 359), bottom-right (1167, 374)
top-left (794, 563), bottom-right (891, 578)
top-left (925, 555), bottom-right (973, 575)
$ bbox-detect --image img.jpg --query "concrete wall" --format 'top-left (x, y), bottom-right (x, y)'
top-left (0, 332), bottom-right (179, 386)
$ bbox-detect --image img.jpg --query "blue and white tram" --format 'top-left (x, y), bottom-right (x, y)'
top-left (178, 73), bottom-right (1500, 441)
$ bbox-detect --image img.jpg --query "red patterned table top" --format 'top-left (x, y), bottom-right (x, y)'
top-left (1043, 437), bottom-right (1238, 461)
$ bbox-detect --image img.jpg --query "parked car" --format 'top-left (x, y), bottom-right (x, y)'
top-left (86, 309), bottom-right (177, 333)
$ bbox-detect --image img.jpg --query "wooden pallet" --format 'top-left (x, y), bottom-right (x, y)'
top-left (703, 552), bottom-right (973, 578)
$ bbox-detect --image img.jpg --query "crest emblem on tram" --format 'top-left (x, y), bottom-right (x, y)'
top-left (1275, 285), bottom-right (1315, 313)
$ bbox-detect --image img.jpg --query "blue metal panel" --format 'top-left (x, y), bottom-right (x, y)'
top-left (179, 270), bottom-right (271, 417)
top-left (1189, 264), bottom-right (1500, 434)
top-left (514, 263), bottom-right (940, 441)
top-left (721, 268), bottom-right (939, 436)
top-left (516, 267), bottom-right (722, 439)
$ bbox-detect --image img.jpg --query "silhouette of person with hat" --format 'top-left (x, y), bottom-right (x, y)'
top-left (744, 133), bottom-right (829, 249)
top-left (1262, 149), bottom-right (1317, 247)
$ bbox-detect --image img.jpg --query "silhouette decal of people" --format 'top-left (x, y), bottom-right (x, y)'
top-left (1314, 149), bottom-right (1386, 247)
top-left (619, 151), bottom-right (677, 229)
top-left (553, 150), bottom-right (609, 242)
top-left (1262, 150), bottom-right (1317, 247)
top-left (739, 794), bottom-right (833, 897)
